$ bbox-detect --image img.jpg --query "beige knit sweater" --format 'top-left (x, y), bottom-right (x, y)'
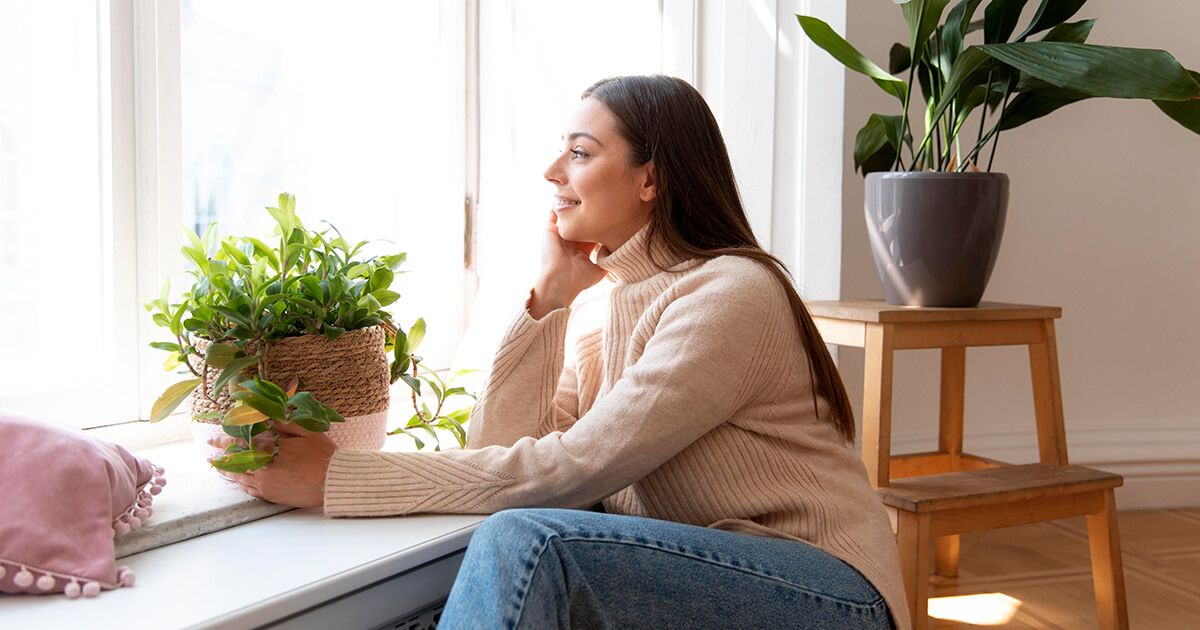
top-left (324, 223), bottom-right (909, 628)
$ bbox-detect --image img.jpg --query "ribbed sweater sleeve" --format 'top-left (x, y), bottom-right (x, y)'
top-left (323, 262), bottom-right (784, 517)
top-left (462, 306), bottom-right (579, 449)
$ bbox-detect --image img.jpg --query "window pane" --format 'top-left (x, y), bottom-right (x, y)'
top-left (458, 1), bottom-right (663, 368)
top-left (180, 0), bottom-right (463, 362)
top-left (0, 1), bottom-right (127, 426)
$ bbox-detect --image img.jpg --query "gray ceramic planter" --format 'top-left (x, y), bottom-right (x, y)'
top-left (864, 172), bottom-right (1008, 307)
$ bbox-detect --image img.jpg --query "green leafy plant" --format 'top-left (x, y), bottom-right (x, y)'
top-left (798, 0), bottom-right (1200, 174)
top-left (144, 193), bottom-right (475, 472)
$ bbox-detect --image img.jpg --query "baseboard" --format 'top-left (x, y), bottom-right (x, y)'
top-left (889, 424), bottom-right (1200, 511)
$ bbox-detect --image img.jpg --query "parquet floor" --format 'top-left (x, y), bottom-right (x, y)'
top-left (928, 508), bottom-right (1200, 629)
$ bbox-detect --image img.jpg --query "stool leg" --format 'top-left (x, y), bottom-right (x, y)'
top-left (1087, 490), bottom-right (1129, 630)
top-left (895, 509), bottom-right (931, 630)
top-left (934, 534), bottom-right (960, 578)
top-left (1029, 320), bottom-right (1069, 465)
top-left (863, 324), bottom-right (895, 487)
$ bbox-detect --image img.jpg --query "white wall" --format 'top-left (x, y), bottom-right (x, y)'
top-left (839, 0), bottom-right (1200, 509)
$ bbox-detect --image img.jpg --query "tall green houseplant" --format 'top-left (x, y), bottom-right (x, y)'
top-left (799, 0), bottom-right (1200, 174)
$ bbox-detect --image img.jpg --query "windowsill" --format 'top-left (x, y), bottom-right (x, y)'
top-left (1, 419), bottom-right (483, 628)
top-left (88, 417), bottom-right (433, 558)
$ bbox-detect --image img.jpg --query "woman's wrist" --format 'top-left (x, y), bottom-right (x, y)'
top-left (529, 276), bottom-right (575, 320)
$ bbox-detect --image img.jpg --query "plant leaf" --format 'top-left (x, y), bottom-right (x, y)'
top-left (1155, 71), bottom-right (1200, 135)
top-left (1014, 0), bottom-right (1087, 42)
top-left (150, 378), bottom-right (202, 422)
top-left (210, 449), bottom-right (273, 473)
top-left (406, 318), bottom-right (426, 354)
top-left (1039, 19), bottom-right (1096, 44)
top-left (222, 404), bottom-right (269, 426)
top-left (999, 89), bottom-right (1090, 130)
top-left (854, 114), bottom-right (905, 174)
top-left (211, 355), bottom-right (260, 398)
top-left (796, 15), bottom-right (908, 103)
top-left (901, 0), bottom-right (951, 58)
top-left (983, 0), bottom-right (1028, 45)
top-left (204, 342), bottom-right (241, 369)
top-left (979, 42), bottom-right (1200, 101)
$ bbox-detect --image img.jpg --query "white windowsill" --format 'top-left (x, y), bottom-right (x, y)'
top-left (2, 419), bottom-right (485, 628)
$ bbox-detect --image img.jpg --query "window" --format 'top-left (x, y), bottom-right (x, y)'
top-left (0, 1), bottom-right (138, 427)
top-left (0, 1), bottom-right (844, 431)
top-left (456, 0), bottom-right (670, 368)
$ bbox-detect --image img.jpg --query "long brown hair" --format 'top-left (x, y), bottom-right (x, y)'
top-left (583, 75), bottom-right (856, 443)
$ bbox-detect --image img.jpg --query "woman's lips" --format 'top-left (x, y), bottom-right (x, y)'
top-left (552, 198), bottom-right (580, 212)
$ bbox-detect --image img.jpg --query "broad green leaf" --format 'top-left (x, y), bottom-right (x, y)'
top-left (796, 15), bottom-right (908, 103)
top-left (369, 267), bottom-right (394, 292)
top-left (888, 43), bottom-right (911, 75)
top-left (213, 305), bottom-right (254, 329)
top-left (999, 90), bottom-right (1090, 130)
top-left (937, 0), bottom-right (982, 75)
top-left (345, 263), bottom-right (370, 278)
top-left (150, 378), bottom-right (202, 422)
top-left (854, 114), bottom-right (905, 174)
top-left (1014, 0), bottom-right (1087, 42)
top-left (149, 341), bottom-right (181, 352)
top-left (406, 318), bottom-right (426, 354)
top-left (204, 342), bottom-right (241, 369)
top-left (219, 240), bottom-right (250, 267)
top-left (210, 449), bottom-right (273, 473)
top-left (244, 237), bottom-right (280, 268)
top-left (979, 42), bottom-right (1200, 101)
top-left (211, 355), bottom-right (260, 397)
top-left (181, 246), bottom-right (208, 273)
top-left (901, 0), bottom-right (951, 58)
top-left (231, 392), bottom-right (287, 421)
top-left (400, 373), bottom-right (421, 395)
top-left (371, 290), bottom-right (400, 307)
top-left (383, 253), bottom-right (407, 270)
top-left (983, 0), bottom-right (1028, 44)
top-left (222, 403), bottom-right (269, 426)
top-left (1040, 19), bottom-right (1095, 44)
top-left (1155, 71), bottom-right (1200, 135)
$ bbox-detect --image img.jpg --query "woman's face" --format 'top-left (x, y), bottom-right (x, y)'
top-left (543, 97), bottom-right (656, 252)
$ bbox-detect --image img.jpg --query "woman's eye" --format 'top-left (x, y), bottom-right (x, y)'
top-left (570, 148), bottom-right (588, 159)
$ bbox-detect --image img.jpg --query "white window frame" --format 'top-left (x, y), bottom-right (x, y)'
top-left (4, 0), bottom-right (846, 430)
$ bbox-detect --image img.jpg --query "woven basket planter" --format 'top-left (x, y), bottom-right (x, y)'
top-left (188, 326), bottom-right (390, 461)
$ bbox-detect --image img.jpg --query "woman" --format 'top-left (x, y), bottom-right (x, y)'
top-left (220, 75), bottom-right (907, 629)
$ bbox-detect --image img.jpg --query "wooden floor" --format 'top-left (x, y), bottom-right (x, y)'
top-left (928, 508), bottom-right (1200, 629)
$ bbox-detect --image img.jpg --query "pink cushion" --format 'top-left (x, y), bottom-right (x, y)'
top-left (0, 416), bottom-right (165, 598)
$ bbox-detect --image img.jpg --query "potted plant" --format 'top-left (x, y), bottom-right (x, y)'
top-left (799, 0), bottom-right (1199, 306)
top-left (144, 193), bottom-right (475, 473)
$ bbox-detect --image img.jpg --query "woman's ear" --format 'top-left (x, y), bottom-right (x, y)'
top-left (639, 162), bottom-right (658, 203)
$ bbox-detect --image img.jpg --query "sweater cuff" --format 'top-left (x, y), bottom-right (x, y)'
top-left (500, 303), bottom-right (570, 360)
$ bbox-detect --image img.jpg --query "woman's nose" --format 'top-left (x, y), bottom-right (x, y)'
top-left (544, 153), bottom-right (566, 185)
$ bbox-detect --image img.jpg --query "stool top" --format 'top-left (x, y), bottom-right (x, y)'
top-left (805, 300), bottom-right (1062, 324)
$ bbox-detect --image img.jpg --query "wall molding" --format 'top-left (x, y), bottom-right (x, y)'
top-left (890, 424), bottom-right (1200, 510)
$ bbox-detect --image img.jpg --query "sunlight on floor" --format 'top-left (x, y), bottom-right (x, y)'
top-left (927, 593), bottom-right (1023, 626)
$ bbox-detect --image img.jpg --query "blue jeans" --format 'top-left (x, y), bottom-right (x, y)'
top-left (439, 509), bottom-right (893, 630)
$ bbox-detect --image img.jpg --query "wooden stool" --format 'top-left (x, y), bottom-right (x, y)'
top-left (808, 301), bottom-right (1129, 630)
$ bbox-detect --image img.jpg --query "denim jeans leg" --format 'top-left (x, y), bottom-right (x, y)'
top-left (439, 508), bottom-right (894, 630)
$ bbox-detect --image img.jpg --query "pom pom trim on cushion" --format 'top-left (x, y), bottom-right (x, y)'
top-left (111, 465), bottom-right (165, 536)
top-left (0, 466), bottom-right (162, 599)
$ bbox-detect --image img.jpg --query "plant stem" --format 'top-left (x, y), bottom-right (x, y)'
top-left (895, 2), bottom-right (925, 171)
top-left (971, 68), bottom-right (996, 171)
top-left (987, 82), bottom-right (1014, 172)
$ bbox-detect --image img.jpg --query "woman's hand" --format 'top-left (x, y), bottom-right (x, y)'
top-left (529, 212), bottom-right (607, 319)
top-left (209, 421), bottom-right (334, 508)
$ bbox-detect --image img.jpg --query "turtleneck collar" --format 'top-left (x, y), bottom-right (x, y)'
top-left (596, 221), bottom-right (691, 284)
